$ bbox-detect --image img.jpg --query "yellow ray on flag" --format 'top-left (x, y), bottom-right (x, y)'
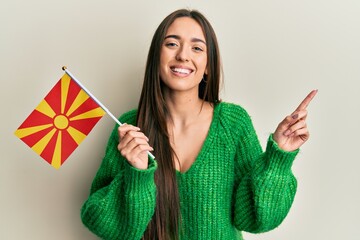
top-left (32, 128), bottom-right (57, 155)
top-left (70, 107), bottom-right (106, 121)
top-left (66, 90), bottom-right (89, 116)
top-left (36, 100), bottom-right (56, 118)
top-left (61, 74), bottom-right (71, 114)
top-left (14, 124), bottom-right (53, 138)
top-left (67, 126), bottom-right (87, 145)
top-left (51, 132), bottom-right (62, 169)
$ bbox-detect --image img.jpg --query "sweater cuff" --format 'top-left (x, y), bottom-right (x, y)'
top-left (265, 134), bottom-right (299, 172)
top-left (123, 156), bottom-right (157, 194)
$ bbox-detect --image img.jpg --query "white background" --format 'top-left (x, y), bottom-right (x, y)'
top-left (1, 0), bottom-right (359, 239)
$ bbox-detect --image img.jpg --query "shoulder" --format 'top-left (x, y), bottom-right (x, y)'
top-left (215, 102), bottom-right (252, 126)
top-left (118, 109), bottom-right (138, 126)
top-left (214, 102), bottom-right (255, 141)
top-left (107, 109), bottom-right (137, 142)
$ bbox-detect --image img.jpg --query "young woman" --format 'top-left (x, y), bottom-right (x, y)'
top-left (81, 9), bottom-right (317, 240)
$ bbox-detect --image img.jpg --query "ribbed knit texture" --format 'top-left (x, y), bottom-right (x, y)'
top-left (81, 102), bottom-right (299, 240)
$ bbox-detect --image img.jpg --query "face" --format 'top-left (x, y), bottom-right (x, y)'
top-left (159, 17), bottom-right (208, 95)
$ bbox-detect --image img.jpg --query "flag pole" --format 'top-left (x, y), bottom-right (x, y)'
top-left (62, 66), bottom-right (155, 160)
top-left (62, 66), bottom-right (122, 126)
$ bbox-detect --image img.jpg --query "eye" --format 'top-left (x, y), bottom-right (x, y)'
top-left (193, 46), bottom-right (204, 52)
top-left (165, 42), bottom-right (178, 48)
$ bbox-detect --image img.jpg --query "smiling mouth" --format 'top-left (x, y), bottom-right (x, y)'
top-left (170, 67), bottom-right (193, 75)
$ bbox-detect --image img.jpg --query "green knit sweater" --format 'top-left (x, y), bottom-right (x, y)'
top-left (81, 102), bottom-right (299, 240)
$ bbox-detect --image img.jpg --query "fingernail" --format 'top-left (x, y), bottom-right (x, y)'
top-left (292, 114), bottom-right (298, 119)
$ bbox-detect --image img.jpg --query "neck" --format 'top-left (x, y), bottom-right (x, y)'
top-left (164, 90), bottom-right (204, 127)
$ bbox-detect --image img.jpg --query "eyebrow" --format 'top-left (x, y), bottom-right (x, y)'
top-left (164, 35), bottom-right (206, 45)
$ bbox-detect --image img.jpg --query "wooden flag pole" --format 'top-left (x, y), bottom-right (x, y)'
top-left (62, 66), bottom-right (155, 160)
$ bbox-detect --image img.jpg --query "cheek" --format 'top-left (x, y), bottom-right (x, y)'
top-left (159, 58), bottom-right (166, 77)
top-left (159, 55), bottom-right (167, 78)
top-left (160, 47), bottom-right (173, 63)
top-left (197, 57), bottom-right (208, 74)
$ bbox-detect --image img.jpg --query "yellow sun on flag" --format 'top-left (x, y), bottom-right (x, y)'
top-left (15, 74), bottom-right (105, 169)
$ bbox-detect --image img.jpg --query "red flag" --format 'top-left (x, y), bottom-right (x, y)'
top-left (14, 73), bottom-right (105, 169)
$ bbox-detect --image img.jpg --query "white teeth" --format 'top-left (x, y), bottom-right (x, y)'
top-left (172, 68), bottom-right (191, 74)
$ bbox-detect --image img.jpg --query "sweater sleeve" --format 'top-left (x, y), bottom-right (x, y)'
top-left (224, 104), bottom-right (298, 233)
top-left (80, 110), bottom-right (157, 240)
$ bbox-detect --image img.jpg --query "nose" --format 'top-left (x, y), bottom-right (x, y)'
top-left (175, 46), bottom-right (189, 62)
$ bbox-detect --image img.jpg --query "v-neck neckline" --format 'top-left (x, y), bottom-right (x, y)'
top-left (175, 102), bottom-right (221, 175)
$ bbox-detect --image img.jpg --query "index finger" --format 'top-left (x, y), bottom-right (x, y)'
top-left (295, 89), bottom-right (318, 111)
top-left (118, 124), bottom-right (141, 138)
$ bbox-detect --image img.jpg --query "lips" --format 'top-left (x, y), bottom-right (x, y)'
top-left (170, 66), bottom-right (193, 75)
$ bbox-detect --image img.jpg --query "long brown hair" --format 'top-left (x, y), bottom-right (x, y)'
top-left (137, 9), bottom-right (222, 240)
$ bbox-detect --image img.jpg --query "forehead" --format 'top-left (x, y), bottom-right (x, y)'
top-left (166, 17), bottom-right (205, 41)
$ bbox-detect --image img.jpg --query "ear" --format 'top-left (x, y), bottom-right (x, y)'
top-left (205, 66), bottom-right (208, 75)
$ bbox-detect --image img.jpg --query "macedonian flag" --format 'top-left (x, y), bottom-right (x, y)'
top-left (14, 73), bottom-right (105, 169)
